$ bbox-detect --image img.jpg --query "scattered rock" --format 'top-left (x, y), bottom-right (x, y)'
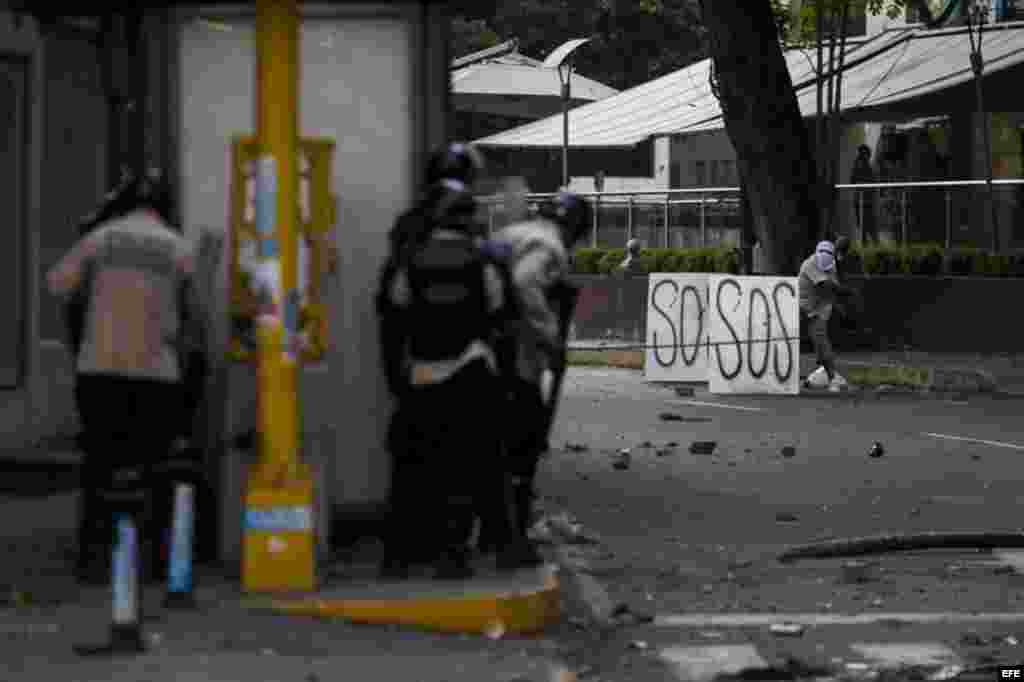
top-left (960, 631), bottom-right (990, 647)
top-left (690, 441), bottom-right (717, 455)
top-left (769, 623), bottom-right (806, 637)
top-left (781, 446), bottom-right (796, 458)
top-left (697, 630), bottom-right (724, 640)
top-left (660, 412), bottom-right (684, 422)
top-left (868, 442), bottom-right (885, 458)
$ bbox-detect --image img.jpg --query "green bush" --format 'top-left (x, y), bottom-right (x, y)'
top-left (572, 248), bottom-right (604, 274)
top-left (904, 243), bottom-right (944, 276)
top-left (597, 249), bottom-right (626, 275)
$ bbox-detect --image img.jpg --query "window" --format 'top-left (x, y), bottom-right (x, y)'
top-left (670, 161), bottom-right (682, 189)
top-left (694, 160), bottom-right (707, 186)
top-left (710, 160), bottom-right (720, 186)
top-left (721, 160), bottom-right (735, 186)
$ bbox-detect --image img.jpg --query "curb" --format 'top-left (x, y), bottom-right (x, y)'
top-left (249, 564), bottom-right (562, 636)
top-left (567, 345), bottom-right (999, 395)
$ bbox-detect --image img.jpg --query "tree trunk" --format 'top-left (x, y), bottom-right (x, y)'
top-left (700, 0), bottom-right (821, 275)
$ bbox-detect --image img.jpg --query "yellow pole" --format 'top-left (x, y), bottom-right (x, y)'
top-left (245, 0), bottom-right (316, 593)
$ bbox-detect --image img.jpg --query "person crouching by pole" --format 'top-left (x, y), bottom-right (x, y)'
top-left (484, 192), bottom-right (592, 555)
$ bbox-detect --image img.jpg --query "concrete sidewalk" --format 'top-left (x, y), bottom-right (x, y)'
top-left (0, 493), bottom-right (575, 682)
top-left (568, 340), bottom-right (1024, 396)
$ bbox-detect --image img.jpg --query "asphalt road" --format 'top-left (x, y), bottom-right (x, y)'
top-left (538, 367), bottom-right (1024, 681)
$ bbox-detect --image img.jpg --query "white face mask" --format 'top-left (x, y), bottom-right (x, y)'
top-left (815, 242), bottom-right (835, 272)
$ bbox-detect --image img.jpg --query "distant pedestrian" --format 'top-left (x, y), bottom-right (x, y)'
top-left (799, 240), bottom-right (856, 392)
top-left (851, 145), bottom-right (879, 243)
top-left (616, 239), bottom-right (644, 276)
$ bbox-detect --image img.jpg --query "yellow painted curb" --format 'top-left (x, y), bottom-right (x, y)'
top-left (254, 568), bottom-right (561, 636)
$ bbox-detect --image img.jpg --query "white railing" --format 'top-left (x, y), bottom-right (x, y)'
top-left (482, 179), bottom-right (1024, 251)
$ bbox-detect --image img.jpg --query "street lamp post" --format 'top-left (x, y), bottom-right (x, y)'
top-left (543, 38), bottom-right (591, 190)
top-left (966, 0), bottom-right (1000, 252)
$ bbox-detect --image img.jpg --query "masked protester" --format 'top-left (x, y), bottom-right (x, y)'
top-left (485, 192), bottom-right (592, 556)
top-left (376, 143), bottom-right (518, 580)
top-left (799, 240), bottom-right (856, 392)
top-left (47, 171), bottom-right (207, 584)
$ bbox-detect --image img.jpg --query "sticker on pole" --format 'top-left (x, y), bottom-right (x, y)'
top-left (245, 506), bottom-right (313, 532)
top-left (255, 155), bottom-right (278, 258)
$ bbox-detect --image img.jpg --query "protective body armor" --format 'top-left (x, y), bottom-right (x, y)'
top-left (404, 234), bottom-right (493, 363)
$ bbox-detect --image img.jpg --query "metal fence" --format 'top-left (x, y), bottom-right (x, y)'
top-left (482, 179), bottom-right (1024, 251)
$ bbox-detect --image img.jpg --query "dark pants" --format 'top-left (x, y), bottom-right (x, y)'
top-left (501, 378), bottom-right (548, 538)
top-left (74, 373), bottom-right (183, 579)
top-left (383, 357), bottom-right (511, 564)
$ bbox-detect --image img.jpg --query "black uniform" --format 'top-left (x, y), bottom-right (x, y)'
top-left (376, 188), bottom-right (515, 579)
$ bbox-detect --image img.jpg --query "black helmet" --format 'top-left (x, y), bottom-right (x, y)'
top-left (424, 142), bottom-right (486, 188)
top-left (539, 192), bottom-right (592, 247)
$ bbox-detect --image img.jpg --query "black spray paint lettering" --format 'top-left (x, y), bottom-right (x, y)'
top-left (714, 278), bottom-right (796, 384)
top-left (747, 287), bottom-right (770, 379)
top-left (714, 278), bottom-right (743, 380)
top-left (772, 281), bottom-right (796, 382)
top-left (680, 285), bottom-right (704, 366)
top-left (650, 279), bottom-right (679, 368)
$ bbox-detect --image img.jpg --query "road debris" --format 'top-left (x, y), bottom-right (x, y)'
top-left (775, 512), bottom-right (799, 524)
top-left (689, 441), bottom-right (717, 455)
top-left (1007, 636), bottom-right (1020, 646)
top-left (841, 560), bottom-right (876, 584)
top-left (655, 448), bottom-right (674, 457)
top-left (639, 441), bottom-right (654, 448)
top-left (612, 450), bottom-right (631, 470)
top-left (565, 442), bottom-right (590, 453)
top-left (868, 442), bottom-right (885, 458)
top-left (666, 441), bottom-right (679, 447)
top-left (781, 446), bottom-right (796, 458)
top-left (660, 412), bottom-right (684, 422)
top-left (779, 531), bottom-right (1024, 562)
top-left (769, 623), bottom-right (806, 636)
top-left (674, 386), bottom-right (695, 397)
top-left (627, 640), bottom-right (649, 650)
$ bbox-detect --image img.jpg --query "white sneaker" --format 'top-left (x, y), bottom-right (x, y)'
top-left (806, 366), bottom-right (829, 389)
top-left (828, 374), bottom-right (848, 392)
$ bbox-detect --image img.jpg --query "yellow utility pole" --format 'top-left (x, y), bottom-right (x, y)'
top-left (243, 0), bottom-right (317, 593)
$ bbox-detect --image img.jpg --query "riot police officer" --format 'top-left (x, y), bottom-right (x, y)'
top-left (376, 143), bottom-right (517, 580)
top-left (485, 192), bottom-right (592, 552)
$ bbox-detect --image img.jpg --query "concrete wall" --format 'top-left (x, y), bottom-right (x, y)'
top-left (567, 273), bottom-right (1024, 353)
top-left (0, 12), bottom-right (46, 453)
